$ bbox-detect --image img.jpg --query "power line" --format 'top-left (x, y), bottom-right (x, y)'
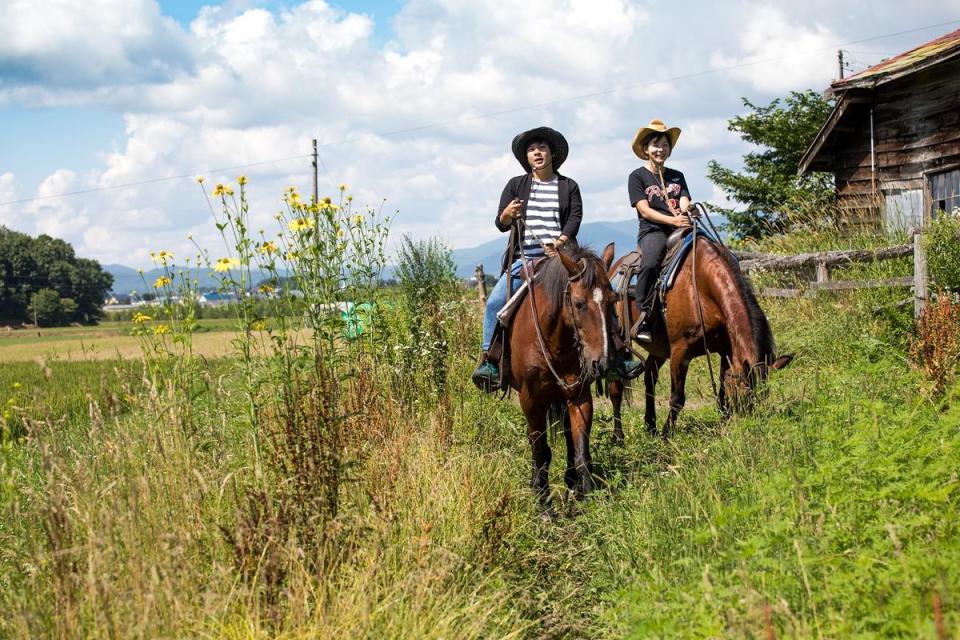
top-left (2, 17), bottom-right (958, 208)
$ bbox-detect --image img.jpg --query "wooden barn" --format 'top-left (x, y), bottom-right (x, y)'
top-left (799, 28), bottom-right (960, 230)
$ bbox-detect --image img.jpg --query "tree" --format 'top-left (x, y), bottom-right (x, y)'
top-left (29, 288), bottom-right (63, 327)
top-left (707, 90), bottom-right (836, 239)
top-left (0, 226), bottom-right (113, 326)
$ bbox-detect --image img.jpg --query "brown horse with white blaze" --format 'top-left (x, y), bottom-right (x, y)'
top-left (608, 237), bottom-right (792, 440)
top-left (507, 243), bottom-right (617, 510)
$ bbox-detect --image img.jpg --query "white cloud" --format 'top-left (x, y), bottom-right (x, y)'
top-left (0, 173), bottom-right (19, 227)
top-left (5, 0), bottom-right (960, 268)
top-left (709, 6), bottom-right (838, 93)
top-left (0, 0), bottom-right (192, 89)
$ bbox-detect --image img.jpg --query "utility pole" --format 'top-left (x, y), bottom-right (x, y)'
top-left (311, 138), bottom-right (319, 205)
top-left (838, 50), bottom-right (845, 80)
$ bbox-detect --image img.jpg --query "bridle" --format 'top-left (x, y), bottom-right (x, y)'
top-left (516, 219), bottom-right (596, 393)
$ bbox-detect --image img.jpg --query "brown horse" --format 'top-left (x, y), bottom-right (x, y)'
top-left (506, 243), bottom-right (617, 510)
top-left (607, 236), bottom-right (792, 440)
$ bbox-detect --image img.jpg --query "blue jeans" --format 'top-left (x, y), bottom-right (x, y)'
top-left (481, 259), bottom-right (525, 351)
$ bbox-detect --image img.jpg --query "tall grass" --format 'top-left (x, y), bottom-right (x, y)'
top-left (1, 184), bottom-right (958, 638)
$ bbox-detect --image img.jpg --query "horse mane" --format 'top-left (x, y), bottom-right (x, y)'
top-left (715, 244), bottom-right (776, 361)
top-left (536, 245), bottom-right (605, 316)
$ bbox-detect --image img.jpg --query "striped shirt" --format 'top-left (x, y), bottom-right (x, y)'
top-left (517, 175), bottom-right (562, 258)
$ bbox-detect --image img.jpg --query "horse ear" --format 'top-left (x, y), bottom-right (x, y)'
top-left (601, 242), bottom-right (615, 270)
top-left (558, 250), bottom-right (580, 276)
top-left (771, 354), bottom-right (794, 370)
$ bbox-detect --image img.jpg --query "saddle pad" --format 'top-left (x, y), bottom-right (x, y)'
top-left (658, 221), bottom-right (723, 296)
top-left (496, 280), bottom-right (529, 327)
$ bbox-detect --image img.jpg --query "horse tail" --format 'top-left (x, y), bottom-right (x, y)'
top-left (547, 401), bottom-right (567, 445)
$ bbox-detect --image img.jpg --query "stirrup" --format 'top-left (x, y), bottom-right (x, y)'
top-left (471, 360), bottom-right (501, 392)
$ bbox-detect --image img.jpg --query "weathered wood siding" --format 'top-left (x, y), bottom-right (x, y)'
top-left (827, 56), bottom-right (960, 222)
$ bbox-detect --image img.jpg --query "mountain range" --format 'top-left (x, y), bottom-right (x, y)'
top-left (103, 220), bottom-right (643, 293)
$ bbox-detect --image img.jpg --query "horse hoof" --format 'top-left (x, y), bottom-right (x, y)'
top-left (539, 506), bottom-right (558, 523)
top-left (613, 431), bottom-right (625, 446)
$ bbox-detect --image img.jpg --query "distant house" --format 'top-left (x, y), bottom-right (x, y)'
top-left (799, 28), bottom-right (960, 230)
top-left (198, 291), bottom-right (238, 305)
top-left (106, 294), bottom-right (132, 306)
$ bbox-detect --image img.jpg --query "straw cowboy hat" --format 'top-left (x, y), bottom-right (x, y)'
top-left (632, 119), bottom-right (681, 160)
top-left (511, 126), bottom-right (569, 172)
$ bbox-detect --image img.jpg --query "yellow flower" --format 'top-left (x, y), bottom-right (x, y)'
top-left (258, 241), bottom-right (279, 255)
top-left (258, 283), bottom-right (275, 294)
top-left (353, 214), bottom-right (364, 225)
top-left (285, 251), bottom-right (300, 262)
top-left (319, 196), bottom-right (338, 211)
top-left (238, 175), bottom-right (247, 186)
top-left (153, 276), bottom-right (172, 288)
top-left (213, 257), bottom-right (240, 272)
top-left (251, 320), bottom-right (267, 331)
top-left (287, 217), bottom-right (316, 232)
top-left (338, 183), bottom-right (348, 192)
top-left (196, 175), bottom-right (205, 184)
top-left (336, 227), bottom-right (344, 238)
top-left (213, 184), bottom-right (235, 197)
top-left (153, 324), bottom-right (171, 335)
top-left (132, 312), bottom-right (152, 323)
top-left (12, 382), bottom-right (21, 390)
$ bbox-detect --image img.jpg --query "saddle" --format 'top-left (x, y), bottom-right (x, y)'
top-left (485, 256), bottom-right (548, 391)
top-left (612, 221), bottom-right (723, 344)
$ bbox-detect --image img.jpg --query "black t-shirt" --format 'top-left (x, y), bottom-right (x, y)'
top-left (627, 166), bottom-right (691, 237)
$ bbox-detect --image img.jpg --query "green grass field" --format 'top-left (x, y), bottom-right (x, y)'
top-left (1, 235), bottom-right (957, 638)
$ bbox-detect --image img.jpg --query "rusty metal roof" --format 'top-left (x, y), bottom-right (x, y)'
top-left (830, 27), bottom-right (960, 94)
top-left (800, 27), bottom-right (960, 174)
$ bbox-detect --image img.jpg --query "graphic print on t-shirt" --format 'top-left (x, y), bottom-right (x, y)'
top-left (644, 182), bottom-right (682, 202)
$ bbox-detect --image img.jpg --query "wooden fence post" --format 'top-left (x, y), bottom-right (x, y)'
top-left (475, 264), bottom-right (488, 304)
top-left (815, 260), bottom-right (830, 286)
top-left (913, 227), bottom-right (928, 319)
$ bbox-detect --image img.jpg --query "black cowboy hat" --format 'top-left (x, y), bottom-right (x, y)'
top-left (511, 126), bottom-right (569, 172)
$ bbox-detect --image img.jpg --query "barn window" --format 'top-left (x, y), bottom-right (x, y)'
top-left (928, 169), bottom-right (960, 217)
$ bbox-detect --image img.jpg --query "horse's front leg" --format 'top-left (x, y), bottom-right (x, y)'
top-left (718, 352), bottom-right (732, 420)
top-left (520, 391), bottom-right (552, 509)
top-left (566, 390), bottom-right (595, 498)
top-left (607, 378), bottom-right (625, 445)
top-left (663, 347), bottom-right (691, 439)
top-left (644, 355), bottom-right (664, 436)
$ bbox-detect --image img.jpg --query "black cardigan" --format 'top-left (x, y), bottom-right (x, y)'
top-left (494, 173), bottom-right (583, 274)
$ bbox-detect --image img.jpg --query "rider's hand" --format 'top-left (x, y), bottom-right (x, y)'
top-left (499, 198), bottom-right (523, 224)
top-left (673, 215), bottom-right (692, 228)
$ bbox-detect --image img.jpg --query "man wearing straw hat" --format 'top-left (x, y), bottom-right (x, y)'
top-left (628, 119), bottom-right (693, 342)
top-left (471, 126), bottom-right (584, 390)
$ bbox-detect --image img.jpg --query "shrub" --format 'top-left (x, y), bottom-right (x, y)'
top-left (394, 235), bottom-right (460, 399)
top-left (926, 208), bottom-right (960, 292)
top-left (909, 292), bottom-right (960, 396)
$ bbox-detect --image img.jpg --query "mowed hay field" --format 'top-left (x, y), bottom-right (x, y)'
top-left (0, 320), bottom-right (301, 362)
top-left (1, 237), bottom-right (959, 637)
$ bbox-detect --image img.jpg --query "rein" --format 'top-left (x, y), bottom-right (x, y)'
top-left (515, 218), bottom-right (589, 393)
top-left (689, 202), bottom-right (720, 402)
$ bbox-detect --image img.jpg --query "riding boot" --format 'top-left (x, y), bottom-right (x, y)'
top-left (471, 352), bottom-right (500, 392)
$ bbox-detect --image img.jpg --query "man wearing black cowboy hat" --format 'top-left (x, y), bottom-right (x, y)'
top-left (471, 126), bottom-right (584, 391)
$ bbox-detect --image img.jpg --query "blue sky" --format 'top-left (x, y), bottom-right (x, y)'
top-left (2, 1), bottom-right (959, 268)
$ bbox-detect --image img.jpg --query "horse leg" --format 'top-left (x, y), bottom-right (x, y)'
top-left (521, 394), bottom-right (552, 509)
top-left (608, 378), bottom-right (625, 445)
top-left (718, 352), bottom-right (732, 420)
top-left (566, 391), bottom-right (595, 498)
top-left (563, 409), bottom-right (578, 490)
top-left (663, 348), bottom-right (691, 439)
top-left (644, 355), bottom-right (664, 436)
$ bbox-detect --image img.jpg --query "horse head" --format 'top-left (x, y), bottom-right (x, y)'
top-left (554, 242), bottom-right (617, 380)
top-left (724, 353), bottom-right (794, 413)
